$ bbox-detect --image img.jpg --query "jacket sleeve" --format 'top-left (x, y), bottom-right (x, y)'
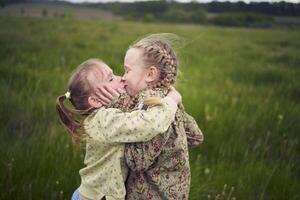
top-left (91, 97), bottom-right (177, 143)
top-left (183, 112), bottom-right (203, 147)
top-left (124, 127), bottom-right (172, 172)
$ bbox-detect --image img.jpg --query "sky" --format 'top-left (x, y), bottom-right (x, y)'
top-left (61, 0), bottom-right (300, 3)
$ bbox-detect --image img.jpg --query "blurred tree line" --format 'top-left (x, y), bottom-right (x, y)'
top-left (210, 12), bottom-right (275, 27)
top-left (91, 0), bottom-right (299, 27)
top-left (2, 0), bottom-right (300, 27)
top-left (97, 1), bottom-right (300, 18)
top-left (98, 1), bottom-right (206, 23)
top-left (204, 1), bottom-right (300, 16)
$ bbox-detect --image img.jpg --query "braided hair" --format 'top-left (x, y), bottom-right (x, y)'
top-left (113, 34), bottom-right (185, 124)
top-left (133, 37), bottom-right (178, 91)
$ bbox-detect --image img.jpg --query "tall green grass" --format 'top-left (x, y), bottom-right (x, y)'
top-left (0, 16), bottom-right (299, 200)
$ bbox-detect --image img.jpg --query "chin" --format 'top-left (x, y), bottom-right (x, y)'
top-left (126, 89), bottom-right (135, 97)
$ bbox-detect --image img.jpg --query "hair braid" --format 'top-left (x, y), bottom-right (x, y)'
top-left (136, 40), bottom-right (178, 91)
top-left (119, 37), bottom-right (179, 111)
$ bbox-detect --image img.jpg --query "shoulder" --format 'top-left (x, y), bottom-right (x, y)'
top-left (138, 89), bottom-right (166, 101)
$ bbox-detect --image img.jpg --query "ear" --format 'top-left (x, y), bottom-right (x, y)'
top-left (88, 96), bottom-right (102, 108)
top-left (145, 66), bottom-right (160, 83)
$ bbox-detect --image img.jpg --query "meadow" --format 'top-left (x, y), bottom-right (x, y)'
top-left (0, 15), bottom-right (299, 200)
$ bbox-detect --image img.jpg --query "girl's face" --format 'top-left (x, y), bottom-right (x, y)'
top-left (88, 63), bottom-right (124, 92)
top-left (86, 62), bottom-right (124, 108)
top-left (122, 48), bottom-right (148, 96)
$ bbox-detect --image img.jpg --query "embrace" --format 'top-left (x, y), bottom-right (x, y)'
top-left (56, 33), bottom-right (204, 200)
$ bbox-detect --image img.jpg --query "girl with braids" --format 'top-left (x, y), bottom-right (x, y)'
top-left (55, 58), bottom-right (182, 200)
top-left (115, 34), bottom-right (204, 199)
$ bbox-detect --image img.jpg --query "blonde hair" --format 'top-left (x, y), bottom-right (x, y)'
top-left (120, 33), bottom-right (181, 111)
top-left (131, 33), bottom-right (179, 89)
top-left (56, 59), bottom-right (105, 143)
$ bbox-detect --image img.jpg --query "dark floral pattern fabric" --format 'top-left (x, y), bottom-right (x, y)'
top-left (123, 89), bottom-right (203, 200)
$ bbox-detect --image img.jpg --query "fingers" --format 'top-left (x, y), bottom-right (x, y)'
top-left (95, 84), bottom-right (123, 105)
top-left (100, 86), bottom-right (116, 100)
top-left (117, 88), bottom-right (125, 94)
top-left (167, 87), bottom-right (182, 105)
top-left (95, 92), bottom-right (111, 105)
top-left (95, 100), bottom-right (103, 107)
top-left (104, 85), bottom-right (122, 98)
top-left (168, 86), bottom-right (177, 96)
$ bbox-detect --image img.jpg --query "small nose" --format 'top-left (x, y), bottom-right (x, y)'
top-left (115, 76), bottom-right (124, 84)
top-left (115, 75), bottom-right (122, 81)
top-left (114, 76), bottom-right (125, 89)
top-left (121, 75), bottom-right (126, 82)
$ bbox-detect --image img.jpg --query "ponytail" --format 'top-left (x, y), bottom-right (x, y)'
top-left (55, 59), bottom-right (108, 143)
top-left (56, 95), bottom-right (87, 144)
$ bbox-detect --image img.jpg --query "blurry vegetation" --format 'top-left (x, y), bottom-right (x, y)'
top-left (91, 0), bottom-right (300, 27)
top-left (3, 0), bottom-right (300, 18)
top-left (92, 0), bottom-right (300, 27)
top-left (92, 0), bottom-right (300, 18)
top-left (41, 8), bottom-right (47, 16)
top-left (209, 12), bottom-right (275, 28)
top-left (0, 16), bottom-right (299, 200)
top-left (2, 0), bottom-right (300, 27)
top-left (161, 3), bottom-right (206, 23)
top-left (104, 1), bottom-right (207, 24)
top-left (203, 1), bottom-right (300, 16)
top-left (0, 0), bottom-right (5, 8)
top-left (20, 7), bottom-right (24, 15)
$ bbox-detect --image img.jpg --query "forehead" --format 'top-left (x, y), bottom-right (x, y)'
top-left (98, 63), bottom-right (113, 79)
top-left (88, 63), bottom-right (112, 82)
top-left (124, 48), bottom-right (144, 68)
top-left (98, 63), bottom-right (112, 75)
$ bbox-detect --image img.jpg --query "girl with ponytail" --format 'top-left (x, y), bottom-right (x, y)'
top-left (55, 58), bottom-right (182, 200)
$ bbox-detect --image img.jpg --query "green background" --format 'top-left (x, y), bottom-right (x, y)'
top-left (0, 16), bottom-right (299, 199)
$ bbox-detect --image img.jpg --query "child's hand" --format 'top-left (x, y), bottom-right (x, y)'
top-left (95, 84), bottom-right (124, 106)
top-left (167, 86), bottom-right (182, 105)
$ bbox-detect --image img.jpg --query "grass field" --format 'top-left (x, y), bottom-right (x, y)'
top-left (0, 15), bottom-right (299, 200)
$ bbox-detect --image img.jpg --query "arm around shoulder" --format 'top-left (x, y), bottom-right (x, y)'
top-left (93, 98), bottom-right (177, 143)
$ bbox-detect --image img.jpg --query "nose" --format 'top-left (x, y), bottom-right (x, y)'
top-left (121, 73), bottom-right (127, 81)
top-left (115, 75), bottom-right (122, 81)
top-left (115, 75), bottom-right (125, 88)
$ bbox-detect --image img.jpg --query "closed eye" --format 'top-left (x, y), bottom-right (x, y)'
top-left (109, 75), bottom-right (114, 82)
top-left (124, 66), bottom-right (130, 73)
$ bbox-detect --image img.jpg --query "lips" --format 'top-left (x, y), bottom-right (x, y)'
top-left (124, 85), bottom-right (130, 93)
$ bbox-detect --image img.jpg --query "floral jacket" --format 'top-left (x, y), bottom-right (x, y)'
top-left (122, 89), bottom-right (204, 200)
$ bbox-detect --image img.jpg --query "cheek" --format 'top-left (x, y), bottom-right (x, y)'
top-left (126, 73), bottom-right (134, 83)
